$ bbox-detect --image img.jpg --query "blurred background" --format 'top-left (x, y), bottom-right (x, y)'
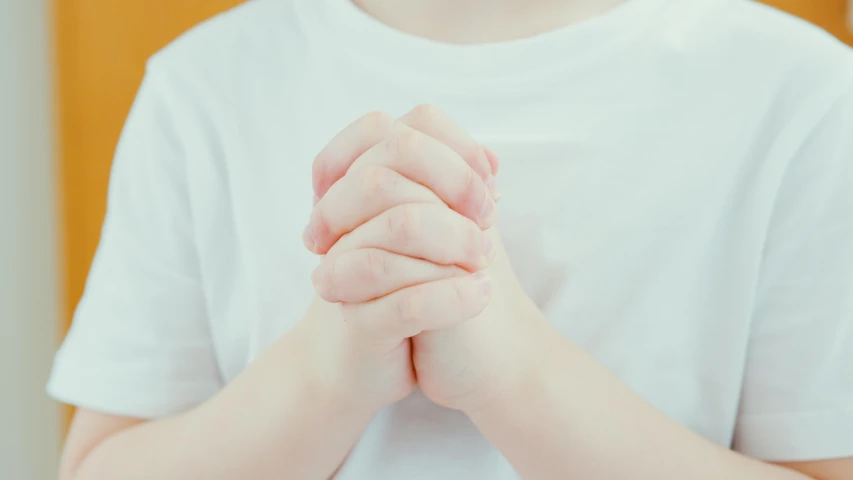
top-left (0, 0), bottom-right (851, 478)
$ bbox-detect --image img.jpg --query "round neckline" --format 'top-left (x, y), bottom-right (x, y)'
top-left (296, 0), bottom-right (673, 94)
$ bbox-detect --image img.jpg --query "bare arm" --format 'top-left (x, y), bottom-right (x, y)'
top-left (60, 107), bottom-right (498, 480)
top-left (60, 107), bottom-right (497, 480)
top-left (60, 316), bottom-right (374, 480)
top-left (467, 318), bottom-right (852, 480)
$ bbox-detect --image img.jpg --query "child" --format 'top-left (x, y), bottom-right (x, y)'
top-left (49, 0), bottom-right (853, 478)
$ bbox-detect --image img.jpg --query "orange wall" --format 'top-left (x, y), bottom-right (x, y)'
top-left (54, 0), bottom-right (243, 432)
top-left (761, 0), bottom-right (853, 44)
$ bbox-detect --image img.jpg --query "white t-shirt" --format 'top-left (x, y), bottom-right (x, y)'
top-left (49, 0), bottom-right (853, 477)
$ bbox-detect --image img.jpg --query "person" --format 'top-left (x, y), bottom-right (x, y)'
top-left (48, 0), bottom-right (853, 478)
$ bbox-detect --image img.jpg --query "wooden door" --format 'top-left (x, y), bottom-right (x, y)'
top-left (54, 0), bottom-right (243, 433)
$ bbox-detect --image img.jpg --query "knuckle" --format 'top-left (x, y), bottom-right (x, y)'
top-left (360, 166), bottom-right (381, 194)
top-left (388, 129), bottom-right (421, 165)
top-left (387, 205), bottom-right (420, 246)
top-left (363, 111), bottom-right (395, 134)
top-left (410, 104), bottom-right (440, 125)
top-left (361, 166), bottom-right (398, 202)
top-left (362, 249), bottom-right (387, 282)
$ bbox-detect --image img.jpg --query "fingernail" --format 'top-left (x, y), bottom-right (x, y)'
top-left (303, 225), bottom-right (318, 253)
top-left (485, 176), bottom-right (501, 202)
top-left (483, 145), bottom-right (500, 175)
top-left (479, 194), bottom-right (496, 225)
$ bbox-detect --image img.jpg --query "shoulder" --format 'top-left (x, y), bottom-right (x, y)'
top-left (661, 0), bottom-right (853, 108)
top-left (651, 0), bottom-right (853, 158)
top-left (143, 0), bottom-right (308, 101)
top-left (723, 1), bottom-right (853, 139)
top-left (690, 0), bottom-right (853, 65)
top-left (723, 0), bottom-right (853, 83)
top-left (718, 0), bottom-right (850, 52)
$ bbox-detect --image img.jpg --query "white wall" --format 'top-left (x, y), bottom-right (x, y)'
top-left (0, 0), bottom-right (62, 477)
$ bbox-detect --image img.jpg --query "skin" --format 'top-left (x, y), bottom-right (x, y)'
top-left (60, 1), bottom-right (853, 479)
top-left (309, 107), bottom-right (853, 480)
top-left (354, 0), bottom-right (627, 44)
top-left (61, 107), bottom-right (495, 480)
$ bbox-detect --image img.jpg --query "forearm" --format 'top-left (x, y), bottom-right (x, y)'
top-left (70, 322), bottom-right (374, 480)
top-left (468, 322), bottom-right (810, 480)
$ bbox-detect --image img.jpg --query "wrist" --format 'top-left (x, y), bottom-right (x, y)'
top-left (464, 305), bottom-right (556, 419)
top-left (286, 320), bottom-right (389, 420)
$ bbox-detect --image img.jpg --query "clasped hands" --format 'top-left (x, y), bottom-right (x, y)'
top-left (300, 106), bottom-right (550, 416)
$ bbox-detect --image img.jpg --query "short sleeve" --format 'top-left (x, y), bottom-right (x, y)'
top-left (47, 63), bottom-right (222, 419)
top-left (733, 84), bottom-right (853, 461)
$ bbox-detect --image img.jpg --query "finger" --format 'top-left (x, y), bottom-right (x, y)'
top-left (327, 203), bottom-right (495, 272)
top-left (349, 129), bottom-right (498, 230)
top-left (312, 111), bottom-right (397, 199)
top-left (313, 107), bottom-right (500, 203)
top-left (341, 274), bottom-right (492, 340)
top-left (483, 146), bottom-right (501, 177)
top-left (304, 166), bottom-right (441, 254)
top-left (400, 104), bottom-right (499, 198)
top-left (312, 248), bottom-right (466, 304)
